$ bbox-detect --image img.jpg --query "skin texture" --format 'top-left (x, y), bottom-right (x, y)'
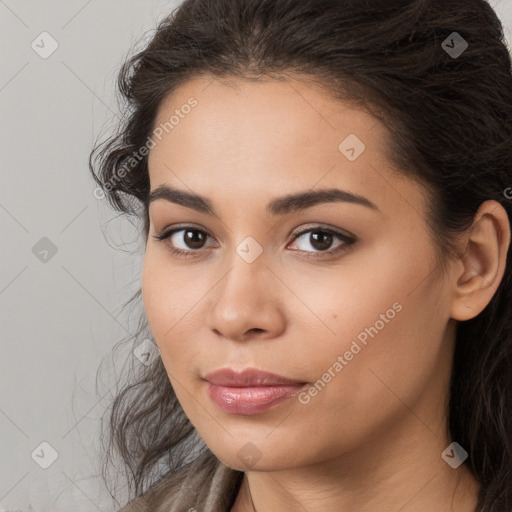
top-left (142, 75), bottom-right (510, 511)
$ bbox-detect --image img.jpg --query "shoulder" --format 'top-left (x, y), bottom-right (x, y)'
top-left (118, 451), bottom-right (243, 512)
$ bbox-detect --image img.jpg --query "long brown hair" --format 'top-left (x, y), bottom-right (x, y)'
top-left (89, 0), bottom-right (512, 510)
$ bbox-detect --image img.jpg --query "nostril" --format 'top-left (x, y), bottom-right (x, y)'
top-left (238, 328), bottom-right (265, 341)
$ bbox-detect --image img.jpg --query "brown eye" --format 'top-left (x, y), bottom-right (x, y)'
top-left (289, 227), bottom-right (355, 257)
top-left (153, 227), bottom-right (214, 257)
top-left (179, 229), bottom-right (208, 249)
top-left (153, 224), bottom-right (356, 259)
top-left (308, 231), bottom-right (335, 251)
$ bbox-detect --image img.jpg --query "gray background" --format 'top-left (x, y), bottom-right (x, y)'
top-left (1, 1), bottom-right (511, 511)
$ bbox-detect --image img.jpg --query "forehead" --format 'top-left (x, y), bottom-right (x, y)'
top-left (150, 74), bottom-right (383, 157)
top-left (147, 75), bottom-right (426, 222)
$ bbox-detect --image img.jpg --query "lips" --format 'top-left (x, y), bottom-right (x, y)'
top-left (203, 367), bottom-right (307, 387)
top-left (203, 368), bottom-right (308, 415)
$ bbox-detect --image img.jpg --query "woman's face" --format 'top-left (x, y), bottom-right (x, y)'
top-left (143, 75), bottom-right (457, 472)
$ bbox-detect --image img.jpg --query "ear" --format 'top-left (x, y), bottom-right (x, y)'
top-left (450, 200), bottom-right (510, 321)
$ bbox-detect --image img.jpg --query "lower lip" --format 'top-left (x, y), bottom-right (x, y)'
top-left (205, 381), bottom-right (307, 415)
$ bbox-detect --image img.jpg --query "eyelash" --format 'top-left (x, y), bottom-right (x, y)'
top-left (152, 224), bottom-right (356, 259)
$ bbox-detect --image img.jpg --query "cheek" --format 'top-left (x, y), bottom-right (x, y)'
top-left (142, 252), bottom-right (170, 341)
top-left (142, 255), bottom-right (208, 416)
top-left (297, 237), bottom-right (447, 404)
top-left (325, 266), bottom-right (440, 423)
top-left (297, 246), bottom-right (415, 359)
top-left (142, 251), bottom-right (199, 371)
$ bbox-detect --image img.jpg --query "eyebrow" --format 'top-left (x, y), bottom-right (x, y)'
top-left (147, 184), bottom-right (379, 217)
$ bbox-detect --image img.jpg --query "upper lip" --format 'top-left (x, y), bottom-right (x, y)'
top-left (203, 368), bottom-right (307, 387)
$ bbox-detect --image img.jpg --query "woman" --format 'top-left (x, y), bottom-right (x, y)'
top-left (89, 0), bottom-right (512, 510)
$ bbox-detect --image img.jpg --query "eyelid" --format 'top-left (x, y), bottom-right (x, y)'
top-left (289, 223), bottom-right (356, 240)
top-left (153, 223), bottom-right (355, 244)
top-left (153, 223), bottom-right (357, 257)
top-left (152, 223), bottom-right (216, 246)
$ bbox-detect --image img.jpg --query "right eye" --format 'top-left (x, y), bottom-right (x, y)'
top-left (153, 225), bottom-right (216, 257)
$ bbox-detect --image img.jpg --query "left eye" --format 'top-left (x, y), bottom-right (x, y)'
top-left (289, 228), bottom-right (354, 255)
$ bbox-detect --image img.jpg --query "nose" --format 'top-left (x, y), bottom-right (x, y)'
top-left (206, 256), bottom-right (286, 343)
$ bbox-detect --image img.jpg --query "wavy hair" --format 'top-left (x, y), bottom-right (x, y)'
top-left (89, 0), bottom-right (512, 510)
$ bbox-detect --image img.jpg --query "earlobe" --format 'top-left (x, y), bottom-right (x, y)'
top-left (450, 200), bottom-right (510, 321)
